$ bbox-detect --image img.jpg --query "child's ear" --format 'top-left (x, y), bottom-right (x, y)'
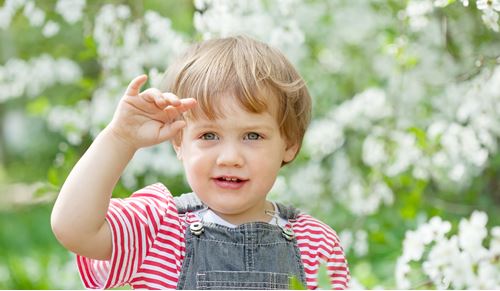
top-left (283, 143), bottom-right (300, 163)
top-left (172, 135), bottom-right (183, 160)
top-left (173, 144), bottom-right (182, 160)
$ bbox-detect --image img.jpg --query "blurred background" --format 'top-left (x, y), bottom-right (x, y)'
top-left (1, 0), bottom-right (499, 289)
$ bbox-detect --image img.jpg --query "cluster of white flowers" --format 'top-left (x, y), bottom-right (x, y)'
top-left (304, 62), bottom-right (500, 215)
top-left (339, 229), bottom-right (369, 257)
top-left (477, 0), bottom-right (500, 31)
top-left (55, 0), bottom-right (85, 24)
top-left (288, 162), bottom-right (325, 204)
top-left (0, 0), bottom-right (85, 37)
top-left (333, 166), bottom-right (394, 215)
top-left (301, 88), bottom-right (397, 215)
top-left (46, 101), bottom-right (90, 145)
top-left (50, 4), bottom-right (189, 180)
top-left (91, 4), bottom-right (188, 78)
top-left (0, 55), bottom-right (81, 103)
top-left (403, 0), bottom-right (500, 32)
top-left (298, 8), bottom-right (499, 215)
top-left (0, 0), bottom-right (41, 29)
top-left (426, 65), bottom-right (500, 187)
top-left (304, 88), bottom-right (393, 159)
top-left (403, 0), bottom-right (435, 31)
top-left (193, 0), bottom-right (305, 63)
top-left (121, 144), bottom-right (183, 189)
top-left (397, 211), bottom-right (500, 289)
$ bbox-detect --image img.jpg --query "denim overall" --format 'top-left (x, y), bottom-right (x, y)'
top-left (174, 193), bottom-right (307, 290)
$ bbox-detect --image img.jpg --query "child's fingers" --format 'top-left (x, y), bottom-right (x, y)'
top-left (161, 98), bottom-right (197, 122)
top-left (164, 98), bottom-right (197, 114)
top-left (140, 88), bottom-right (166, 108)
top-left (162, 93), bottom-right (181, 107)
top-left (139, 90), bottom-right (183, 111)
top-left (125, 75), bottom-right (148, 96)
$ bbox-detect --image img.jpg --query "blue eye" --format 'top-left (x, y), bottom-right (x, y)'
top-left (201, 132), bottom-right (218, 140)
top-left (245, 132), bottom-right (261, 140)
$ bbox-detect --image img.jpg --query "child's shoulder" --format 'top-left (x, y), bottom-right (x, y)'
top-left (114, 183), bottom-right (177, 213)
top-left (291, 211), bottom-right (342, 245)
top-left (130, 182), bottom-right (171, 197)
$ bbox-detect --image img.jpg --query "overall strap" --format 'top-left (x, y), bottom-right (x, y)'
top-left (275, 202), bottom-right (301, 220)
top-left (174, 192), bottom-right (206, 214)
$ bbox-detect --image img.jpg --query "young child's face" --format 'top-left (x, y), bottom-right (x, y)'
top-left (174, 97), bottom-right (298, 222)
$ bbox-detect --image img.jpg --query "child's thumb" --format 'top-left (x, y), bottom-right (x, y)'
top-left (125, 75), bottom-right (148, 97)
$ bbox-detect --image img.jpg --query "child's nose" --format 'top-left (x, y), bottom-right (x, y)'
top-left (216, 144), bottom-right (244, 167)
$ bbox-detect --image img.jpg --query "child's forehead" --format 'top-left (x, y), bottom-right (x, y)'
top-left (185, 92), bottom-right (280, 121)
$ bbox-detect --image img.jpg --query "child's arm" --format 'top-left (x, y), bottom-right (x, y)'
top-left (51, 75), bottom-right (196, 260)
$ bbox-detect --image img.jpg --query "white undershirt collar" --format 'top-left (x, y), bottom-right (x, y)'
top-left (194, 201), bottom-right (288, 228)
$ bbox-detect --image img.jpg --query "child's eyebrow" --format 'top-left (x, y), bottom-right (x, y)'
top-left (190, 122), bottom-right (275, 132)
top-left (238, 125), bottom-right (275, 132)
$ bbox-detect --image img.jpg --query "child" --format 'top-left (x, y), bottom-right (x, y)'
top-left (51, 35), bottom-right (350, 290)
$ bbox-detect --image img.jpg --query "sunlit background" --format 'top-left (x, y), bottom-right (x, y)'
top-left (1, 0), bottom-right (500, 289)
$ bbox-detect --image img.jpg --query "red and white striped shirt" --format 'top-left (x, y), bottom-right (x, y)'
top-left (76, 183), bottom-right (350, 289)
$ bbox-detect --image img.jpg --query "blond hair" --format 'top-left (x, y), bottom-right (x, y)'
top-left (160, 35), bottom-right (311, 162)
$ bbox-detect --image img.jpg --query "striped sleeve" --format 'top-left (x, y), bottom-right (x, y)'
top-left (76, 183), bottom-right (181, 289)
top-left (293, 214), bottom-right (350, 290)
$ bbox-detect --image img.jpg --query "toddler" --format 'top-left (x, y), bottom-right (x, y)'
top-left (51, 35), bottom-right (350, 290)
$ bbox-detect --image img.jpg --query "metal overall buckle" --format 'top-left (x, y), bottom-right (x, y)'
top-left (189, 221), bottom-right (205, 236)
top-left (265, 209), bottom-right (295, 241)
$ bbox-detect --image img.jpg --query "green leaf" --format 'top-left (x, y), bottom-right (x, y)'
top-left (289, 276), bottom-right (307, 290)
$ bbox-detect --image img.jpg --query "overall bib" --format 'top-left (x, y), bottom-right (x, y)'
top-left (174, 193), bottom-right (307, 290)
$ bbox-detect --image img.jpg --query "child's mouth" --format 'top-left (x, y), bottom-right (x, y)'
top-left (213, 176), bottom-right (248, 189)
top-left (217, 177), bottom-right (243, 182)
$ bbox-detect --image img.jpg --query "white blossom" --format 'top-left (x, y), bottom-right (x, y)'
top-left (362, 134), bottom-right (388, 167)
top-left (402, 230), bottom-right (426, 261)
top-left (333, 88), bottom-right (392, 131)
top-left (481, 8), bottom-right (500, 31)
top-left (0, 55), bottom-right (81, 103)
top-left (398, 212), bottom-right (500, 289)
top-left (491, 226), bottom-right (500, 256)
top-left (458, 211), bottom-right (488, 259)
top-left (477, 261), bottom-right (500, 289)
top-left (0, 0), bottom-right (27, 29)
top-left (395, 257), bottom-right (411, 289)
top-left (289, 162), bottom-right (324, 203)
top-left (304, 119), bottom-right (344, 159)
top-left (122, 145), bottom-right (183, 189)
top-left (477, 0), bottom-right (500, 11)
top-left (47, 101), bottom-right (90, 145)
top-left (193, 0), bottom-right (305, 63)
top-left (385, 131), bottom-right (422, 177)
top-left (42, 20), bottom-right (60, 37)
top-left (405, 0), bottom-right (434, 31)
top-left (354, 230), bottom-right (368, 256)
top-left (22, 1), bottom-right (45, 27)
top-left (434, 0), bottom-right (450, 7)
top-left (55, 0), bottom-right (85, 24)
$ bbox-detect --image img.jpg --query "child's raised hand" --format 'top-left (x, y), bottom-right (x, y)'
top-left (107, 75), bottom-right (197, 150)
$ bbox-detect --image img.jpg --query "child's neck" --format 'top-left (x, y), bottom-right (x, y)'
top-left (210, 201), bottom-right (275, 226)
